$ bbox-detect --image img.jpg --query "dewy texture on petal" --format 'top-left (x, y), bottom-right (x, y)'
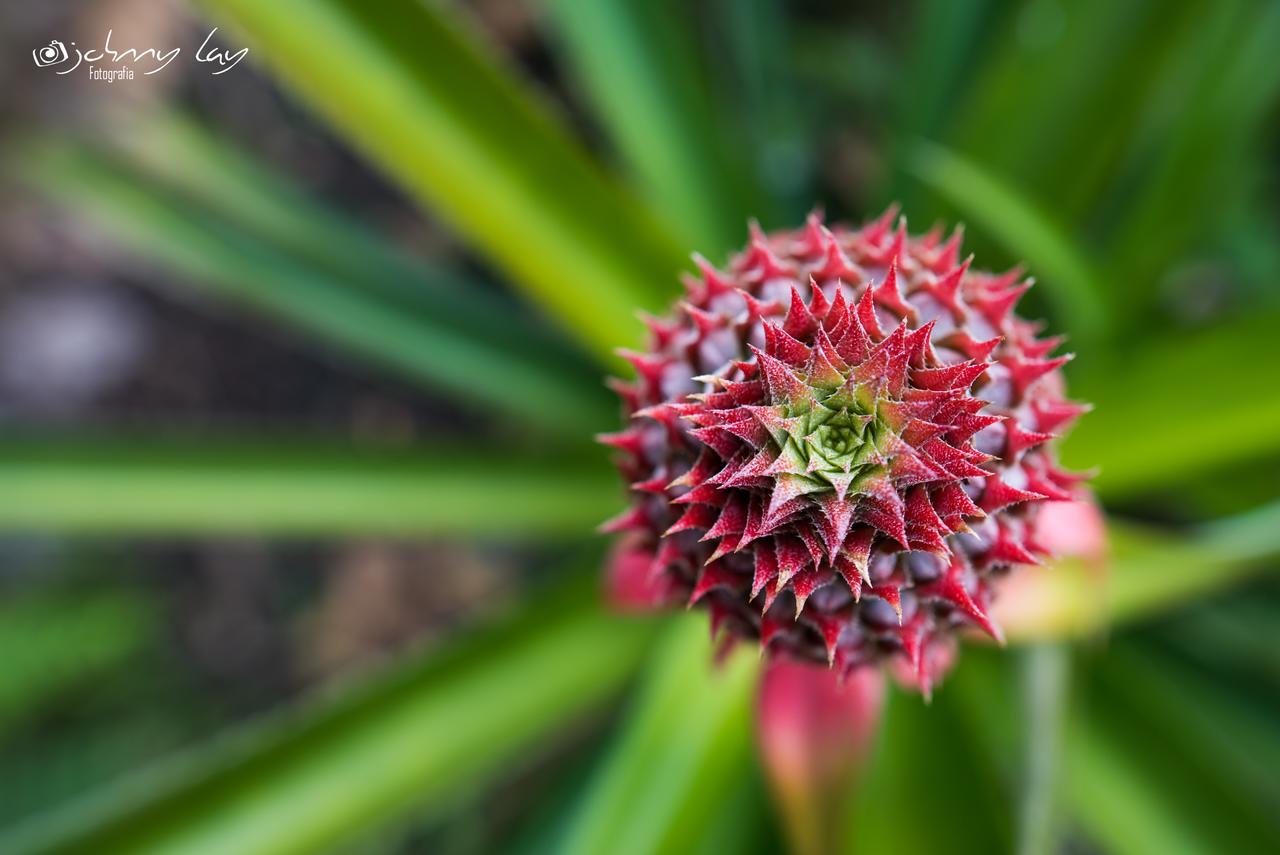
top-left (601, 209), bottom-right (1090, 693)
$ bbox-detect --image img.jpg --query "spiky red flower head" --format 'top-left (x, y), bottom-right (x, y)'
top-left (601, 209), bottom-right (1090, 693)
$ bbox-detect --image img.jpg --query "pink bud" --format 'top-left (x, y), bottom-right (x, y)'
top-left (604, 534), bottom-right (670, 612)
top-left (757, 658), bottom-right (885, 855)
top-left (1032, 495), bottom-right (1108, 565)
top-left (993, 495), bottom-right (1110, 638)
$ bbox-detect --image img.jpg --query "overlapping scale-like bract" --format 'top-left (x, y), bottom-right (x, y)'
top-left (602, 209), bottom-right (1089, 692)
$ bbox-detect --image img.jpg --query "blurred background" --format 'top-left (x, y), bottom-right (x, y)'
top-left (1, 1), bottom-right (1278, 853)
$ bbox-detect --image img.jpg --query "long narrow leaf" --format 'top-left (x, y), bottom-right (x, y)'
top-left (1015, 644), bottom-right (1070, 855)
top-left (200, 0), bottom-right (689, 358)
top-left (708, 0), bottom-right (812, 225)
top-left (1063, 715), bottom-right (1212, 855)
top-left (1094, 645), bottom-right (1280, 839)
top-left (1068, 644), bottom-right (1280, 854)
top-left (1066, 311), bottom-right (1280, 497)
top-left (108, 113), bottom-right (594, 370)
top-left (1107, 1), bottom-right (1280, 307)
top-left (24, 142), bottom-right (610, 437)
top-left (848, 683), bottom-right (1009, 854)
top-left (893, 0), bottom-right (997, 144)
top-left (0, 438), bottom-right (616, 536)
top-left (541, 0), bottom-right (754, 255)
top-left (0, 593), bottom-right (153, 732)
top-left (558, 615), bottom-right (759, 855)
top-left (905, 140), bottom-right (1108, 339)
top-left (945, 0), bottom-right (1192, 223)
top-left (2, 578), bottom-right (656, 855)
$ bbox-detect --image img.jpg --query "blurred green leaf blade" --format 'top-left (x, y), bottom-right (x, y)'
top-left (3, 578), bottom-right (656, 855)
top-left (1106, 1), bottom-right (1280, 310)
top-left (111, 112), bottom-right (598, 372)
top-left (0, 593), bottom-right (154, 733)
top-left (558, 615), bottom-right (759, 855)
top-left (23, 140), bottom-right (610, 438)
top-left (1067, 312), bottom-right (1280, 497)
top-left (1015, 644), bottom-right (1070, 855)
top-left (1068, 642), bottom-right (1280, 855)
top-left (848, 683), bottom-right (1009, 854)
top-left (542, 0), bottom-right (756, 255)
top-left (201, 0), bottom-right (689, 359)
top-left (0, 437), bottom-right (616, 536)
top-left (906, 140), bottom-right (1108, 340)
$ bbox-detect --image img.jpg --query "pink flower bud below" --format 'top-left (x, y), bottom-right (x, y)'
top-left (757, 658), bottom-right (885, 854)
top-left (1032, 496), bottom-right (1108, 566)
top-left (992, 496), bottom-right (1110, 638)
top-left (605, 533), bottom-right (672, 611)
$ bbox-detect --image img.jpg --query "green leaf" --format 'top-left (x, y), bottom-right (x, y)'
top-left (1068, 643), bottom-right (1280, 854)
top-left (541, 0), bottom-right (754, 255)
top-left (944, 0), bottom-right (1192, 224)
top-left (200, 0), bottom-right (689, 359)
top-left (108, 112), bottom-right (597, 371)
top-left (887, 0), bottom-right (998, 215)
top-left (0, 593), bottom-right (153, 732)
top-left (905, 140), bottom-right (1108, 340)
top-left (1066, 311), bottom-right (1280, 497)
top-left (917, 1), bottom-right (1280, 316)
top-left (892, 0), bottom-right (997, 144)
top-left (558, 615), bottom-right (759, 855)
top-left (1014, 645), bottom-right (1070, 855)
top-left (21, 141), bottom-right (610, 438)
top-left (2, 577), bottom-right (657, 855)
top-left (707, 0), bottom-right (813, 225)
top-left (1063, 713), bottom-right (1212, 855)
top-left (1106, 1), bottom-right (1280, 307)
top-left (848, 682), bottom-right (1009, 854)
top-left (1153, 594), bottom-right (1280, 685)
top-left (0, 437), bottom-right (616, 536)
top-left (1094, 644), bottom-right (1280, 838)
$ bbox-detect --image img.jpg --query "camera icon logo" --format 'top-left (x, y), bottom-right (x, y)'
top-left (33, 40), bottom-right (69, 67)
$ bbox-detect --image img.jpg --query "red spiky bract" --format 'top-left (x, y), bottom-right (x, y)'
top-left (601, 209), bottom-right (1090, 693)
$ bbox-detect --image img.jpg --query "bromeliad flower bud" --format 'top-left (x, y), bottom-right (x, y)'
top-left (601, 209), bottom-right (1090, 693)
